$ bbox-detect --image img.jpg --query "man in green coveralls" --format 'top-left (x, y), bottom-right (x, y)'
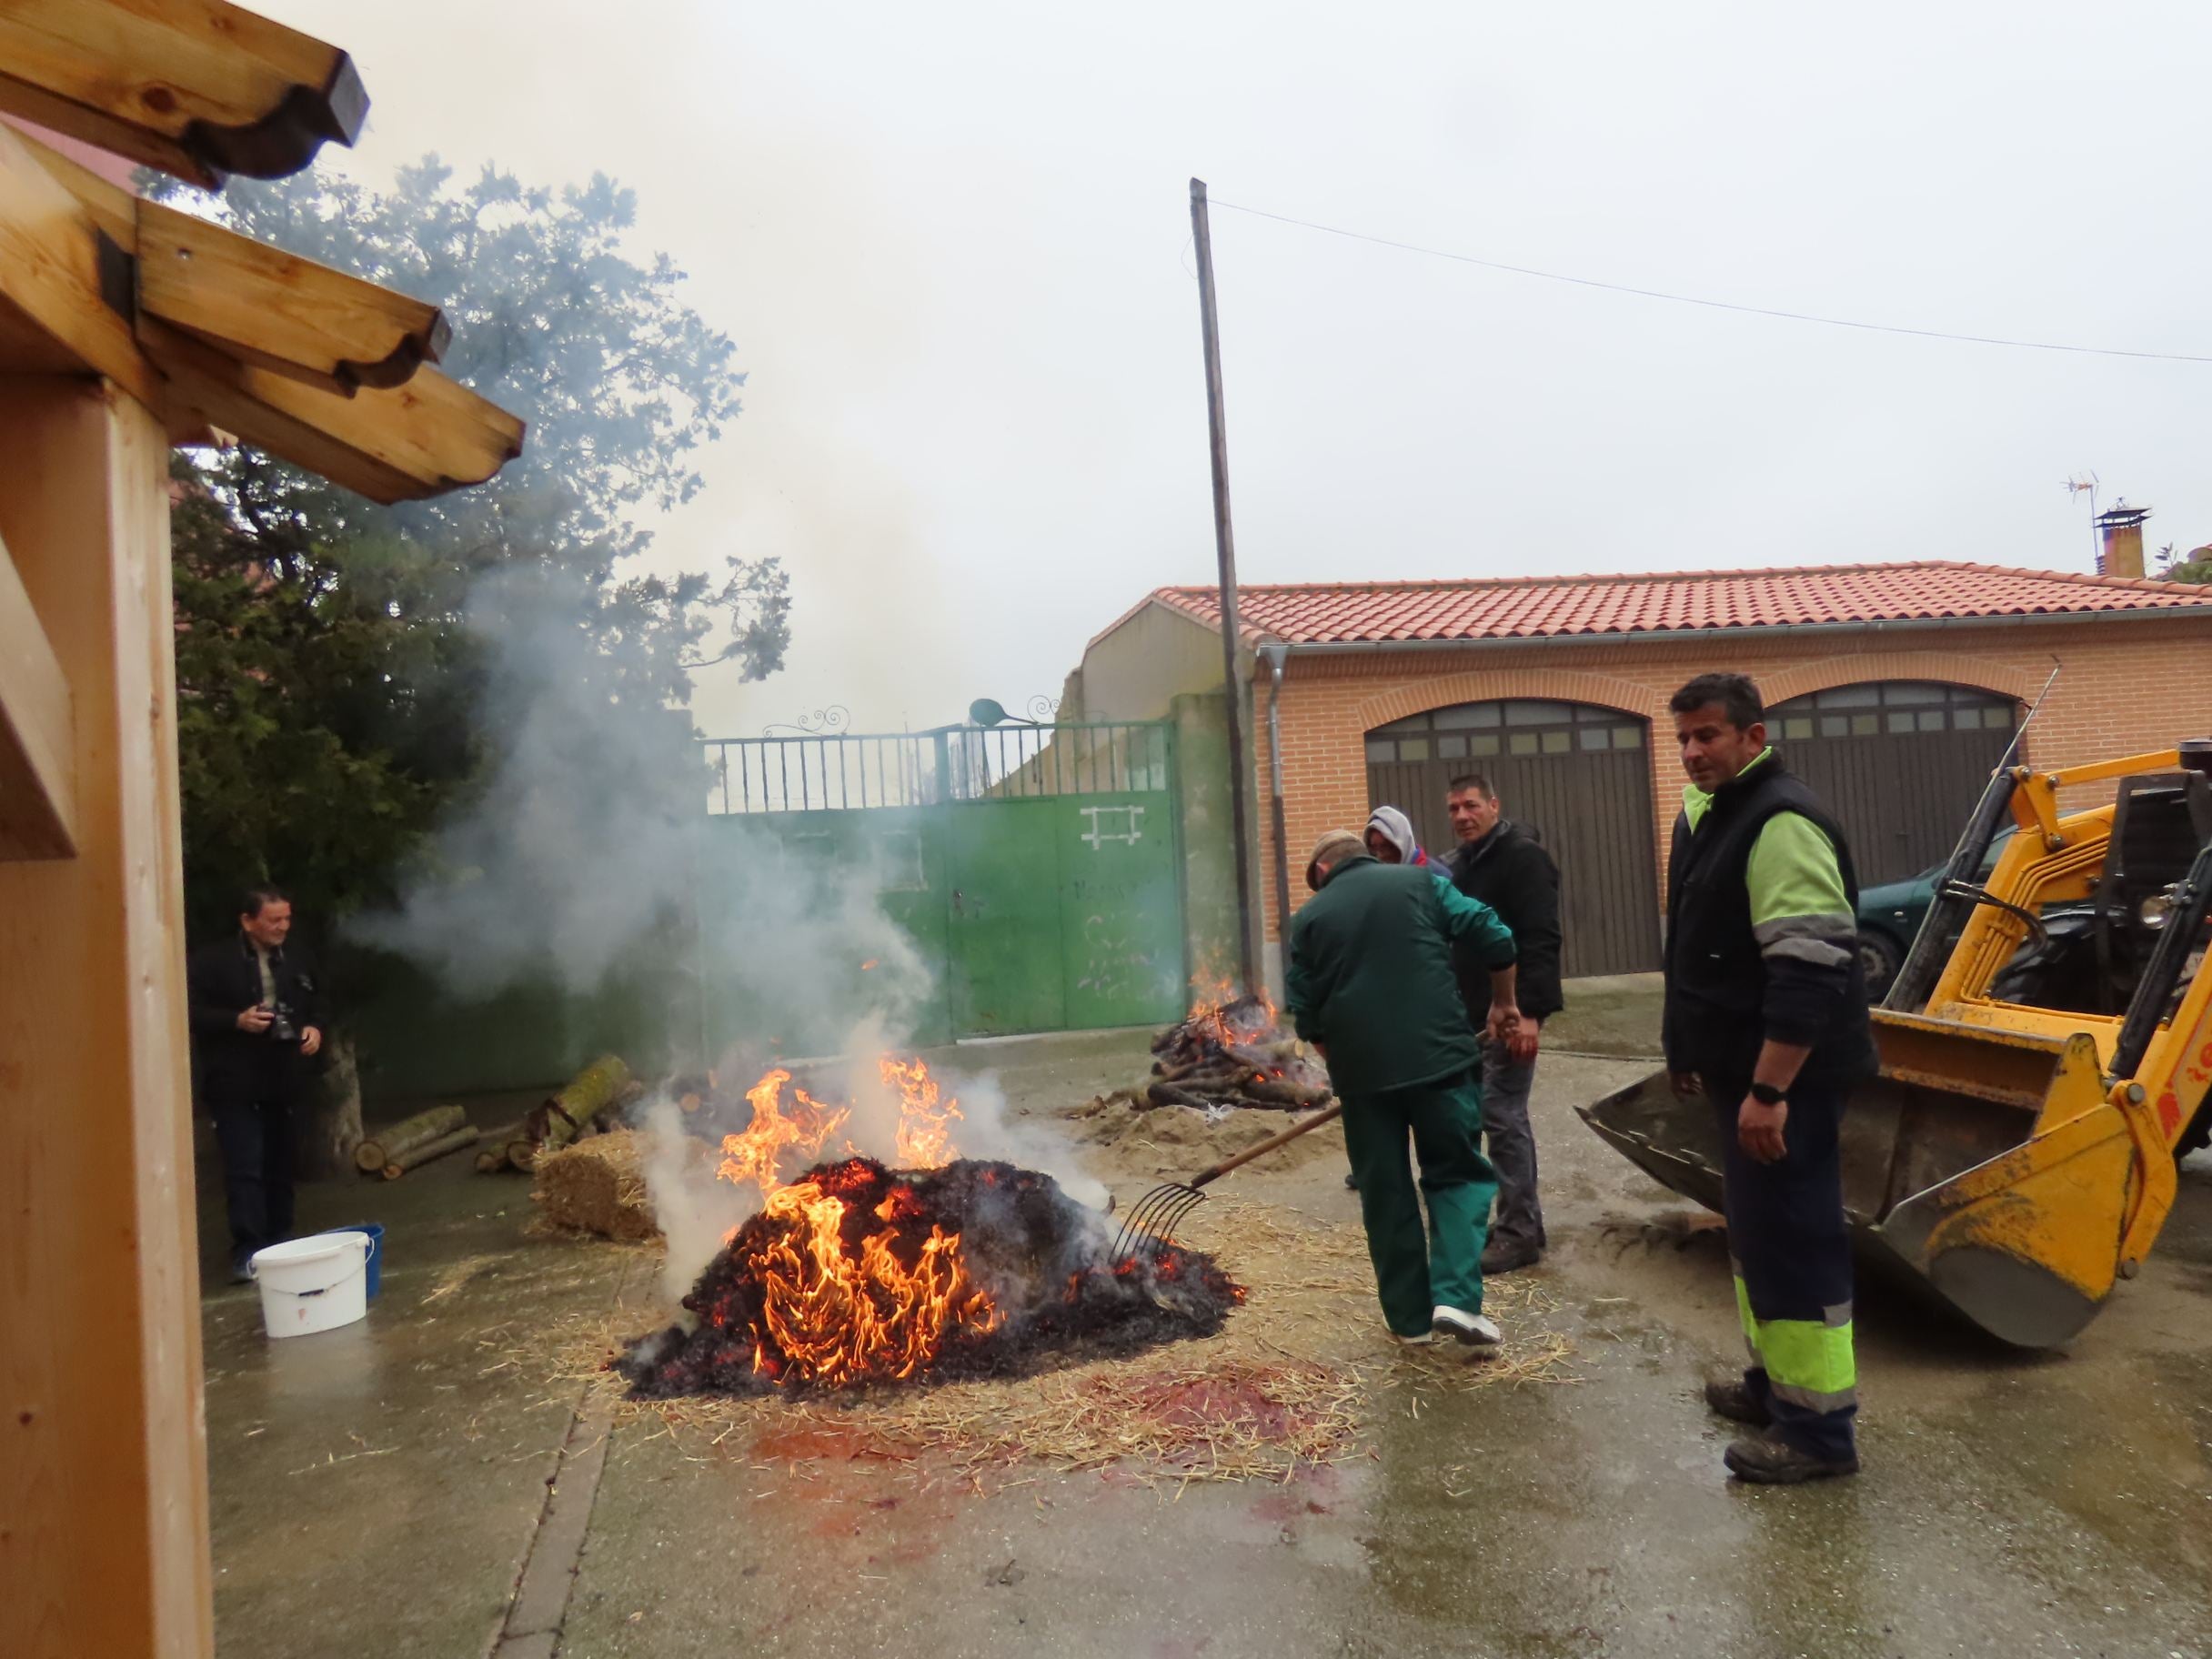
top-left (1287, 829), bottom-right (1525, 1348)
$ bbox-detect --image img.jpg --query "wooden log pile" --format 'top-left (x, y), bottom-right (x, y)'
top-left (1136, 992), bottom-right (1334, 1112)
top-left (355, 1104), bottom-right (478, 1179)
top-left (475, 1055), bottom-right (639, 1174)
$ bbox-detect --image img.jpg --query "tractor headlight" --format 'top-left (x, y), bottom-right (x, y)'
top-left (2139, 891), bottom-right (2174, 930)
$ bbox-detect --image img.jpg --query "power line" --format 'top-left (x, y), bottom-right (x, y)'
top-left (1210, 197), bottom-right (2212, 365)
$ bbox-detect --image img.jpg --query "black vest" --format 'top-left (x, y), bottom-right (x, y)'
top-left (1664, 752), bottom-right (1874, 1084)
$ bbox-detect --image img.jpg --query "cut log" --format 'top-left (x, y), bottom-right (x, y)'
top-left (379, 1124), bottom-right (478, 1179)
top-left (508, 1055), bottom-right (634, 1172)
top-left (1238, 1077), bottom-right (1334, 1108)
top-left (354, 1103), bottom-right (468, 1173)
top-left (1145, 1082), bottom-right (1217, 1111)
top-left (472, 1118), bottom-right (526, 1173)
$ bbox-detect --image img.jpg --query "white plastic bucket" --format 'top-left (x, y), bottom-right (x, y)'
top-left (253, 1232), bottom-right (373, 1339)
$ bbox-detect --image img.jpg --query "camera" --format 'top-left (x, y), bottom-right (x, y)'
top-left (267, 1000), bottom-right (298, 1045)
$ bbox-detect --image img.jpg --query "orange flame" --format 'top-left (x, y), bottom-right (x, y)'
top-left (714, 1054), bottom-right (964, 1203)
top-left (1185, 975), bottom-right (1278, 1050)
top-left (716, 1069), bottom-right (851, 1197)
top-left (742, 1174), bottom-right (999, 1385)
top-left (881, 1055), bottom-right (962, 1169)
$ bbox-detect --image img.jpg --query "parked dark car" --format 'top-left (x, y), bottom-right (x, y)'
top-left (1855, 830), bottom-right (2013, 999)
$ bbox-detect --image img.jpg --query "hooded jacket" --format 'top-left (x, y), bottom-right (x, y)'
top-left (1364, 805), bottom-right (1437, 870)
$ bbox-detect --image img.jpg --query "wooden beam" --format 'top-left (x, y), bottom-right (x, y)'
top-left (137, 196), bottom-right (450, 393)
top-left (0, 0), bottom-right (365, 190)
top-left (0, 528), bottom-right (75, 859)
top-left (0, 119), bottom-right (156, 403)
top-left (8, 124), bottom-right (136, 252)
top-left (143, 316), bottom-right (526, 502)
top-left (0, 375), bottom-right (213, 1659)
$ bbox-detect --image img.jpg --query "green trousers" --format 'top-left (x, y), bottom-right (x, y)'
top-left (1341, 1069), bottom-right (1499, 1336)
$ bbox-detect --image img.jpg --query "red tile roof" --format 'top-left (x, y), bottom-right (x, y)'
top-left (1129, 561), bottom-right (2212, 647)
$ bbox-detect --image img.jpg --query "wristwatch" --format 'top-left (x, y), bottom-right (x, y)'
top-left (1749, 1081), bottom-right (1788, 1106)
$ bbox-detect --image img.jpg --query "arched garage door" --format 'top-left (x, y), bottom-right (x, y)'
top-left (1365, 699), bottom-right (1662, 976)
top-left (1768, 681), bottom-right (2022, 886)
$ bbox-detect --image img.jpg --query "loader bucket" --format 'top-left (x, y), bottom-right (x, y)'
top-left (1577, 1012), bottom-right (2143, 1348)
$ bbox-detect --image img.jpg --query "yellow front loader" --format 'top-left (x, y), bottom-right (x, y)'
top-left (1582, 739), bottom-right (2212, 1347)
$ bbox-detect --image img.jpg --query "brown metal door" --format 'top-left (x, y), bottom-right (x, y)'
top-left (1767, 682), bottom-right (2022, 886)
top-left (1365, 699), bottom-right (1663, 976)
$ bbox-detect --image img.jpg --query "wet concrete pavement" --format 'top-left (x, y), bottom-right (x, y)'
top-left (200, 990), bottom-right (2212, 1657)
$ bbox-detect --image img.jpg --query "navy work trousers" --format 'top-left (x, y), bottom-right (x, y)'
top-left (212, 1094), bottom-right (299, 1269)
top-left (1709, 1072), bottom-right (1859, 1463)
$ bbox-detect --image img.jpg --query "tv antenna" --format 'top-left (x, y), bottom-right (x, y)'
top-left (2064, 473), bottom-right (2100, 568)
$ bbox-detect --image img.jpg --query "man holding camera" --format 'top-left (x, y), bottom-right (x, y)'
top-left (187, 886), bottom-right (326, 1282)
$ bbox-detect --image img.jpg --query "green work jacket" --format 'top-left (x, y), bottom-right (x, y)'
top-left (1285, 853), bottom-right (1517, 1099)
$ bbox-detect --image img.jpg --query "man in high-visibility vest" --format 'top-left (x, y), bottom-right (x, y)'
top-left (1663, 672), bottom-right (1875, 1483)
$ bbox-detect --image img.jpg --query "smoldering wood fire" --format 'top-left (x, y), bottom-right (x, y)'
top-left (1141, 983), bottom-right (1333, 1113)
top-left (618, 1155), bottom-right (1242, 1397)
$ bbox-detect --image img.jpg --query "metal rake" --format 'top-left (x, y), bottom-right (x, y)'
top-left (1109, 1102), bottom-right (1342, 1260)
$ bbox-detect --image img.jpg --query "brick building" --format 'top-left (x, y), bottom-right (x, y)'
top-left (1067, 560), bottom-right (2212, 981)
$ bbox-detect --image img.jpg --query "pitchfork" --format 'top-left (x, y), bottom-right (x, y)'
top-left (1110, 1103), bottom-right (1344, 1260)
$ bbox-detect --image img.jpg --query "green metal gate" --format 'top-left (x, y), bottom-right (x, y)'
top-left (702, 719), bottom-right (1186, 1046)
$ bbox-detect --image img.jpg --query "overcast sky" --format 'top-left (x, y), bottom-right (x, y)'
top-left (273, 1), bottom-right (2212, 734)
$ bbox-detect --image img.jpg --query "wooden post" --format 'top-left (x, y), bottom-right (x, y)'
top-left (0, 376), bottom-right (214, 1659)
top-left (1190, 176), bottom-right (1261, 993)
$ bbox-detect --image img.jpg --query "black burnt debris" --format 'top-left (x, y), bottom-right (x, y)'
top-left (618, 1157), bottom-right (1242, 1398)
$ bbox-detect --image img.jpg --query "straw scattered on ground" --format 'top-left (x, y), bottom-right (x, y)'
top-left (528, 1194), bottom-right (1578, 1486)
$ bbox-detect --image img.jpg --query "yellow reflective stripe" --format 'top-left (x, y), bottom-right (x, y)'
top-left (1732, 1274), bottom-right (1760, 1362)
top-left (1734, 1276), bottom-right (1857, 1397)
top-left (1756, 1316), bottom-right (1857, 1395)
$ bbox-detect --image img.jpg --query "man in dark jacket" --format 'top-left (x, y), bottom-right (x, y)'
top-left (187, 886), bottom-right (327, 1282)
top-left (1287, 830), bottom-right (1523, 1348)
top-left (1443, 774), bottom-right (1561, 1274)
top-left (1663, 673), bottom-right (1875, 1484)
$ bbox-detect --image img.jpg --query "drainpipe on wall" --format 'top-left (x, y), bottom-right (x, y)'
top-left (1259, 642), bottom-right (1292, 991)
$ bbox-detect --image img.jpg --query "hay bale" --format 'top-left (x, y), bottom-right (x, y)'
top-left (532, 1130), bottom-right (660, 1242)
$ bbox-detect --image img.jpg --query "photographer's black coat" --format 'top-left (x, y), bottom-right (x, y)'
top-left (186, 934), bottom-right (327, 1103)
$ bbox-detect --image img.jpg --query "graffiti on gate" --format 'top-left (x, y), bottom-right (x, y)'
top-left (1074, 910), bottom-right (1157, 1000)
top-left (1080, 803), bottom-right (1144, 850)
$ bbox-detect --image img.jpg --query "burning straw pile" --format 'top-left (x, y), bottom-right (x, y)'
top-left (1131, 982), bottom-right (1332, 1113)
top-left (539, 1195), bottom-right (1574, 1485)
top-left (619, 1155), bottom-right (1241, 1395)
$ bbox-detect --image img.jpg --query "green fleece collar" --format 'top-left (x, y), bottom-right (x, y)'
top-left (1683, 745), bottom-right (1775, 831)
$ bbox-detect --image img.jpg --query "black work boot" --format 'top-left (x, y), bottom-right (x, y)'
top-left (1481, 1237), bottom-right (1541, 1275)
top-left (1703, 1378), bottom-right (1772, 1427)
top-left (1723, 1434), bottom-right (1859, 1484)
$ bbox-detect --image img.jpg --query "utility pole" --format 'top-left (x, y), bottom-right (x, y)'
top-left (1191, 176), bottom-right (1261, 994)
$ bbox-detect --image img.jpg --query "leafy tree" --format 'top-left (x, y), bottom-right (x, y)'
top-left (2158, 543), bottom-right (2212, 586)
top-left (156, 158), bottom-right (788, 936)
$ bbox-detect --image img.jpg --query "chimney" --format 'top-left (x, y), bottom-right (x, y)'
top-left (2094, 503), bottom-right (2150, 579)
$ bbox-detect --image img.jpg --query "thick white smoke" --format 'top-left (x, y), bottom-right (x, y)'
top-left (352, 568), bottom-right (1106, 1308)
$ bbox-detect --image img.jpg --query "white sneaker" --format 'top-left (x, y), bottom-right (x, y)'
top-left (1432, 1305), bottom-right (1501, 1348)
top-left (1393, 1329), bottom-right (1434, 1346)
